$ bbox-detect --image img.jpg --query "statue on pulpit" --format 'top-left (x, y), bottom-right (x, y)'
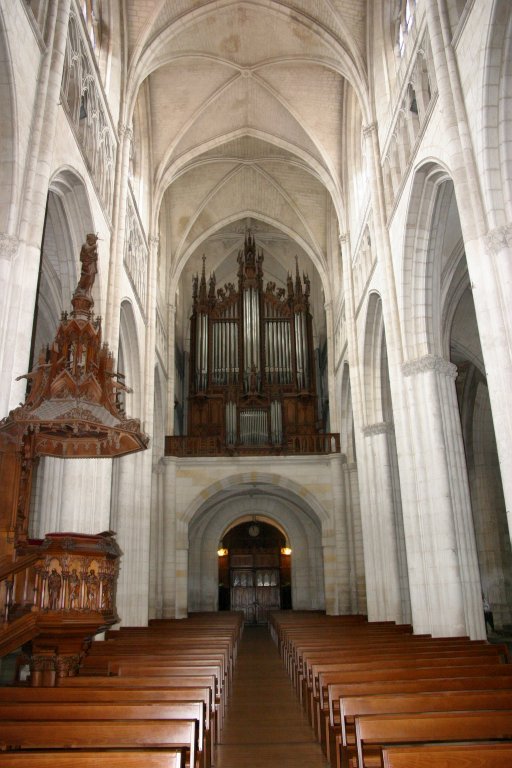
top-left (75, 233), bottom-right (99, 298)
top-left (68, 568), bottom-right (80, 608)
top-left (48, 568), bottom-right (62, 610)
top-left (86, 568), bottom-right (99, 609)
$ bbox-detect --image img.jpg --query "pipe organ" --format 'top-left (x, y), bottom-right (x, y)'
top-left (188, 232), bottom-right (321, 451)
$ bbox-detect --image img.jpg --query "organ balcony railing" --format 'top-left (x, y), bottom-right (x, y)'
top-left (165, 432), bottom-right (340, 457)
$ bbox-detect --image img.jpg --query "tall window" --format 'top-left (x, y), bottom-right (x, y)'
top-left (81, 0), bottom-right (101, 51)
top-left (397, 0), bottom-right (416, 57)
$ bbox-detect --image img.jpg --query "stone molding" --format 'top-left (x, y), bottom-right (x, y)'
top-left (402, 354), bottom-right (457, 379)
top-left (485, 223), bottom-right (512, 255)
top-left (362, 421), bottom-right (394, 437)
top-left (0, 233), bottom-right (19, 262)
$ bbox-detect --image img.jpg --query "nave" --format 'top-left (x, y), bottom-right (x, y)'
top-left (217, 625), bottom-right (328, 768)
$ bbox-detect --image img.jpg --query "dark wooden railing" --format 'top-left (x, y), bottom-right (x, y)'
top-left (165, 433), bottom-right (340, 457)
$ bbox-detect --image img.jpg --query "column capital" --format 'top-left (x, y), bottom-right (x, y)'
top-left (149, 235), bottom-right (160, 248)
top-left (362, 122), bottom-right (377, 138)
top-left (0, 233), bottom-right (19, 262)
top-left (362, 421), bottom-right (394, 437)
top-left (118, 123), bottom-right (133, 142)
top-left (402, 354), bottom-right (457, 379)
top-left (485, 223), bottom-right (512, 255)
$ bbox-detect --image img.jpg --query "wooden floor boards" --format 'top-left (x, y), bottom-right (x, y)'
top-left (217, 625), bottom-right (329, 768)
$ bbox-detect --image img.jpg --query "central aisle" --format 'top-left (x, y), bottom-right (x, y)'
top-left (217, 625), bottom-right (330, 768)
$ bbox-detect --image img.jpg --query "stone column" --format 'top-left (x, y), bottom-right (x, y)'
top-left (329, 452), bottom-right (351, 614)
top-left (167, 303), bottom-right (177, 434)
top-left (0, 234), bottom-right (18, 332)
top-left (0, 0), bottom-right (72, 413)
top-left (401, 354), bottom-right (485, 638)
top-left (175, 547), bottom-right (189, 619)
top-left (149, 461), bottom-right (165, 619)
top-left (321, 539), bottom-right (338, 615)
top-left (477, 225), bottom-right (512, 542)
top-left (162, 458), bottom-right (177, 617)
top-left (343, 462), bottom-right (366, 614)
top-left (425, 3), bottom-right (512, 543)
top-left (111, 450), bottom-right (149, 626)
top-left (360, 422), bottom-right (403, 623)
top-left (104, 123), bottom-right (133, 350)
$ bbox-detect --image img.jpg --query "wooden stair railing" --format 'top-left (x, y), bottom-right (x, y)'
top-left (0, 531), bottom-right (121, 684)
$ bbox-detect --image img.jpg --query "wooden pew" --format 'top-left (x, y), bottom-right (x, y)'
top-left (0, 752), bottom-right (183, 768)
top-left (107, 662), bottom-right (225, 731)
top-left (310, 646), bottom-right (508, 706)
top-left (58, 674), bottom-right (220, 741)
top-left (0, 685), bottom-right (213, 768)
top-left (0, 720), bottom-right (198, 768)
top-left (315, 663), bottom-right (512, 744)
top-left (326, 675), bottom-right (512, 767)
top-left (109, 656), bottom-right (229, 696)
top-left (293, 636), bottom-right (500, 691)
top-left (0, 702), bottom-right (206, 768)
top-left (354, 710), bottom-right (512, 768)
top-left (381, 742), bottom-right (512, 767)
top-left (337, 689), bottom-right (512, 768)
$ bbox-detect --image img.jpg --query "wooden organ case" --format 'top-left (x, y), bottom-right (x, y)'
top-left (187, 233), bottom-right (322, 452)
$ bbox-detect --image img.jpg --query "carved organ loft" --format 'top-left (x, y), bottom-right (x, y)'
top-left (166, 233), bottom-right (340, 456)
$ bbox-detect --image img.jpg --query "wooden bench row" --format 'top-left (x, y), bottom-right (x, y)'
top-left (269, 611), bottom-right (512, 768)
top-left (0, 612), bottom-right (244, 768)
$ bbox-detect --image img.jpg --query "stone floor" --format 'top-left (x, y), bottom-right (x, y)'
top-left (216, 625), bottom-right (329, 768)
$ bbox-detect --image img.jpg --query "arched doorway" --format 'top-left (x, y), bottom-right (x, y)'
top-left (218, 519), bottom-right (292, 624)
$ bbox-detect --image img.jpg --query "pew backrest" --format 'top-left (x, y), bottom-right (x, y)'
top-left (381, 743), bottom-right (512, 768)
top-left (355, 710), bottom-right (512, 768)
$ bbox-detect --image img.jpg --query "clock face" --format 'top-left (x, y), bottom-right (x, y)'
top-left (248, 524), bottom-right (260, 537)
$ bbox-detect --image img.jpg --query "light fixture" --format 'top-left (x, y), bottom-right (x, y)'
top-left (281, 547), bottom-right (292, 556)
top-left (217, 547), bottom-right (228, 557)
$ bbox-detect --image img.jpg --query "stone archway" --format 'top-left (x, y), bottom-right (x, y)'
top-left (218, 519), bottom-right (290, 624)
top-left (187, 482), bottom-right (325, 615)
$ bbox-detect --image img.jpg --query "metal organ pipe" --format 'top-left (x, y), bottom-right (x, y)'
top-left (196, 313), bottom-right (208, 391)
top-left (301, 313), bottom-right (309, 389)
top-left (284, 323), bottom-right (292, 384)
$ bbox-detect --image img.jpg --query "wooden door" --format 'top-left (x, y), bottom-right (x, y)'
top-left (230, 551), bottom-right (280, 624)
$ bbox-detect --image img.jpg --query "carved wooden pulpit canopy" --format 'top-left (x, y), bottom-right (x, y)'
top-left (0, 233), bottom-right (148, 462)
top-left (0, 235), bottom-right (148, 683)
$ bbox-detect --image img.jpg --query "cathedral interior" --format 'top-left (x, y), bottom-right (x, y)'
top-left (1, 0), bottom-right (512, 670)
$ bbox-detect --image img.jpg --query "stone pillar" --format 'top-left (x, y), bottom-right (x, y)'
top-left (111, 450), bottom-right (149, 626)
top-left (477, 226), bottom-right (512, 543)
top-left (31, 457), bottom-right (111, 537)
top-left (321, 539), bottom-right (338, 615)
top-left (402, 354), bottom-right (485, 638)
top-left (0, 234), bottom-right (18, 331)
top-left (360, 422), bottom-right (403, 623)
top-left (175, 547), bottom-right (189, 619)
top-left (329, 453), bottom-right (351, 613)
top-left (104, 123), bottom-right (133, 350)
top-left (1, 0), bottom-right (72, 413)
top-left (343, 462), bottom-right (366, 614)
top-left (167, 303), bottom-right (177, 434)
top-left (149, 461), bottom-right (165, 619)
top-left (162, 458), bottom-right (177, 617)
